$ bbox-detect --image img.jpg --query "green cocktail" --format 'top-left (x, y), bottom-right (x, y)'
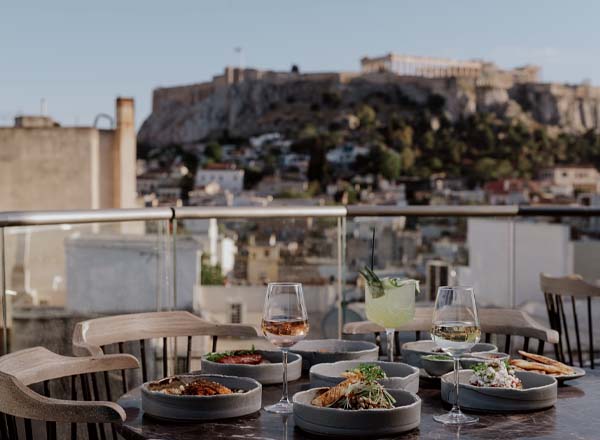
top-left (361, 267), bottom-right (418, 361)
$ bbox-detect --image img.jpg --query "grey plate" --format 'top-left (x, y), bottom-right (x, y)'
top-left (555, 366), bottom-right (586, 383)
top-left (200, 350), bottom-right (302, 385)
top-left (293, 387), bottom-right (421, 437)
top-left (440, 370), bottom-right (557, 413)
top-left (290, 340), bottom-right (379, 371)
top-left (309, 360), bottom-right (419, 393)
top-left (400, 340), bottom-right (498, 368)
top-left (141, 374), bottom-right (262, 421)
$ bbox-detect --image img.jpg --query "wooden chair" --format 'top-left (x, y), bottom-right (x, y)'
top-left (540, 273), bottom-right (600, 368)
top-left (0, 346), bottom-right (139, 440)
top-left (343, 307), bottom-right (559, 356)
top-left (72, 311), bottom-right (261, 392)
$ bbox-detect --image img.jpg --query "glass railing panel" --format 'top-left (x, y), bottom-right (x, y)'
top-left (2, 220), bottom-right (172, 356)
top-left (184, 215), bottom-right (345, 351)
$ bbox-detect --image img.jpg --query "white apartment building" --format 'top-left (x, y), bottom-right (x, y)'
top-left (539, 166), bottom-right (600, 195)
top-left (195, 168), bottom-right (245, 193)
top-left (326, 144), bottom-right (369, 165)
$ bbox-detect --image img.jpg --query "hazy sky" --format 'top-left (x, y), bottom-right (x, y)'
top-left (1, 1), bottom-right (598, 128)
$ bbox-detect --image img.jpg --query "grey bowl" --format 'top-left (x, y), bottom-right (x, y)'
top-left (460, 352), bottom-right (510, 370)
top-left (141, 374), bottom-right (262, 421)
top-left (440, 370), bottom-right (557, 413)
top-left (290, 339), bottom-right (379, 371)
top-left (309, 360), bottom-right (419, 393)
top-left (200, 350), bottom-right (302, 385)
top-left (293, 387), bottom-right (421, 437)
top-left (401, 340), bottom-right (498, 368)
top-left (421, 356), bottom-right (454, 377)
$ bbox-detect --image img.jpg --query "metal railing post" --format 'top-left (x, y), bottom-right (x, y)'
top-left (0, 228), bottom-right (7, 355)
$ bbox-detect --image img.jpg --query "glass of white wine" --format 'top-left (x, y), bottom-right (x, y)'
top-left (431, 286), bottom-right (481, 425)
top-left (261, 282), bottom-right (309, 414)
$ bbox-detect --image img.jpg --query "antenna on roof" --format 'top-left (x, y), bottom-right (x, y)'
top-left (40, 98), bottom-right (47, 116)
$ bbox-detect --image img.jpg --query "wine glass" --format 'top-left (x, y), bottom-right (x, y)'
top-left (261, 282), bottom-right (309, 414)
top-left (431, 286), bottom-right (481, 425)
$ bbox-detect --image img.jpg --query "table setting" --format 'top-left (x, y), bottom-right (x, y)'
top-left (116, 258), bottom-right (596, 439)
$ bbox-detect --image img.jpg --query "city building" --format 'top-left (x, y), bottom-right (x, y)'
top-left (326, 144), bottom-right (369, 165)
top-left (195, 164), bottom-right (244, 193)
top-left (0, 98), bottom-right (137, 210)
top-left (538, 165), bottom-right (600, 195)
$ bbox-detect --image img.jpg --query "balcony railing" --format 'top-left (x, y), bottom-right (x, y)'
top-left (0, 204), bottom-right (598, 356)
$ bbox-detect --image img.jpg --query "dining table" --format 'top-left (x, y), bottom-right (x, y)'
top-left (116, 367), bottom-right (600, 439)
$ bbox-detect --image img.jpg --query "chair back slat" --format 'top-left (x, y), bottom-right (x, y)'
top-left (6, 415), bottom-right (17, 440)
top-left (186, 336), bottom-right (192, 373)
top-left (24, 418), bottom-right (33, 440)
top-left (570, 297), bottom-right (584, 367)
top-left (504, 334), bottom-right (511, 353)
top-left (139, 340), bottom-right (148, 383)
top-left (162, 338), bottom-right (168, 377)
top-left (523, 336), bottom-right (530, 352)
top-left (557, 296), bottom-right (573, 365)
top-left (589, 298), bottom-right (595, 369)
top-left (116, 344), bottom-right (128, 394)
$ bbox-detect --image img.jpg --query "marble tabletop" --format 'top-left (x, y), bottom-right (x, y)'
top-left (117, 369), bottom-right (600, 439)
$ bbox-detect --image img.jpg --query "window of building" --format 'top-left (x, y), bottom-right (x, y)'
top-left (264, 249), bottom-right (269, 257)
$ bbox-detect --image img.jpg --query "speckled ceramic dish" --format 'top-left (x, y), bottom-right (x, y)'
top-left (200, 350), bottom-right (302, 385)
top-left (309, 360), bottom-right (419, 393)
top-left (400, 340), bottom-right (498, 368)
top-left (440, 370), bottom-right (557, 413)
top-left (290, 339), bottom-right (379, 370)
top-left (421, 355), bottom-right (454, 377)
top-left (141, 374), bottom-right (262, 421)
top-left (293, 387), bottom-right (421, 437)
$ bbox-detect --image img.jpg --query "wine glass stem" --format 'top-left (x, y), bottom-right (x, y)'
top-left (280, 348), bottom-right (289, 403)
top-left (452, 356), bottom-right (461, 413)
top-left (385, 328), bottom-right (395, 362)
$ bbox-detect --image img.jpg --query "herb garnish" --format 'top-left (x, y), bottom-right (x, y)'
top-left (205, 345), bottom-right (256, 362)
top-left (346, 363), bottom-right (387, 381)
top-left (358, 266), bottom-right (385, 298)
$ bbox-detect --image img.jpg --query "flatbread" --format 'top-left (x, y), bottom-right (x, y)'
top-left (510, 359), bottom-right (566, 375)
top-left (517, 350), bottom-right (574, 375)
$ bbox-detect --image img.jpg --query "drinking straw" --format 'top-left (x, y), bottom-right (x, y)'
top-left (370, 227), bottom-right (375, 271)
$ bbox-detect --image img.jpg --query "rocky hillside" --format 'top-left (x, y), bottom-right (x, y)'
top-left (138, 72), bottom-right (600, 148)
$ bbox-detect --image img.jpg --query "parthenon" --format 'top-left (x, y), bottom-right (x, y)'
top-left (361, 53), bottom-right (482, 78)
top-left (360, 53), bottom-right (540, 85)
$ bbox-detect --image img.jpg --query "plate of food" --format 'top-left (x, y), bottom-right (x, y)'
top-left (440, 360), bottom-right (557, 413)
top-left (142, 374), bottom-right (262, 420)
top-left (309, 361), bottom-right (419, 393)
top-left (290, 339), bottom-right (379, 370)
top-left (510, 350), bottom-right (585, 384)
top-left (293, 369), bottom-right (421, 437)
top-left (200, 348), bottom-right (302, 384)
top-left (401, 340), bottom-right (497, 368)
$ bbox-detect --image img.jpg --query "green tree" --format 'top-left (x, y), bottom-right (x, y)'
top-left (205, 141), bottom-right (222, 162)
top-left (373, 144), bottom-right (402, 180)
top-left (401, 146), bottom-right (416, 171)
top-left (201, 254), bottom-right (225, 285)
top-left (357, 105), bottom-right (376, 128)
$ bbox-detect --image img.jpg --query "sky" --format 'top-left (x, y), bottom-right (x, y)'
top-left (1, 1), bottom-right (599, 128)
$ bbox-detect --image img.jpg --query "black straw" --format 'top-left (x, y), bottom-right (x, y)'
top-left (370, 227), bottom-right (375, 271)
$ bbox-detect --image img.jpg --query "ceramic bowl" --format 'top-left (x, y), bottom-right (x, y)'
top-left (141, 374), bottom-right (262, 421)
top-left (421, 355), bottom-right (454, 377)
top-left (200, 350), bottom-right (302, 385)
top-left (293, 387), bottom-right (421, 437)
top-left (460, 352), bottom-right (510, 370)
top-left (440, 370), bottom-right (557, 413)
top-left (400, 340), bottom-right (498, 368)
top-left (290, 339), bottom-right (379, 371)
top-left (309, 360), bottom-right (419, 393)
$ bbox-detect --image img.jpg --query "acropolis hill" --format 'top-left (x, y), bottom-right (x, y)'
top-left (138, 53), bottom-right (600, 148)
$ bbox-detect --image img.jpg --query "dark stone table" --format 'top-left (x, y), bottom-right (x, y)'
top-left (117, 369), bottom-right (600, 439)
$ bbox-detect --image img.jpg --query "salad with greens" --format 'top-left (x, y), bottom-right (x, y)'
top-left (345, 363), bottom-right (387, 381)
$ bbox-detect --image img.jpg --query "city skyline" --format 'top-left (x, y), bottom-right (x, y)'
top-left (1, 0), bottom-right (599, 128)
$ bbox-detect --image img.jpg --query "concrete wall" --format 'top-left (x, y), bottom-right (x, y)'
top-left (65, 235), bottom-right (201, 313)
top-left (0, 127), bottom-right (99, 210)
top-left (465, 219), bottom-right (571, 307)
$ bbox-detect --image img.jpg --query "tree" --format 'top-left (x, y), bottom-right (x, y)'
top-left (201, 254), bottom-right (225, 285)
top-left (373, 144), bottom-right (401, 181)
top-left (204, 141), bottom-right (222, 162)
top-left (401, 146), bottom-right (416, 171)
top-left (357, 105), bottom-right (376, 129)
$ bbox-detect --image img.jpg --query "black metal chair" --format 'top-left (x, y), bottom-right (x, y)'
top-left (540, 273), bottom-right (600, 368)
